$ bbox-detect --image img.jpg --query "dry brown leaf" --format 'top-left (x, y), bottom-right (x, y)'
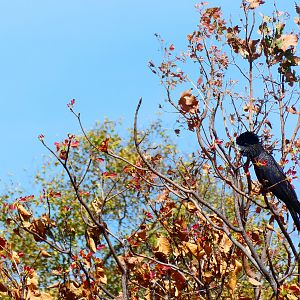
top-left (219, 233), bottom-right (233, 254)
top-left (228, 273), bottom-right (237, 292)
top-left (96, 264), bottom-right (107, 284)
top-left (183, 241), bottom-right (205, 259)
top-left (243, 103), bottom-right (250, 112)
top-left (28, 291), bottom-right (54, 300)
top-left (219, 260), bottom-right (228, 276)
top-left (286, 105), bottom-right (300, 115)
top-left (209, 214), bottom-right (224, 227)
top-left (202, 163), bottom-right (211, 174)
top-left (277, 34), bottom-right (298, 51)
top-left (155, 236), bottom-right (171, 256)
top-left (17, 204), bottom-right (32, 220)
top-left (296, 138), bottom-right (300, 148)
top-left (125, 256), bottom-right (144, 266)
top-left (87, 236), bottom-right (97, 253)
top-left (48, 282), bottom-right (60, 289)
top-left (228, 259), bottom-right (242, 293)
top-left (178, 89), bottom-right (199, 114)
top-left (0, 282), bottom-right (7, 293)
top-left (11, 288), bottom-right (21, 299)
top-left (11, 251), bottom-right (21, 264)
top-left (144, 289), bottom-right (151, 300)
top-left (286, 294), bottom-right (298, 300)
top-left (229, 113), bottom-right (235, 125)
top-left (41, 250), bottom-right (52, 258)
top-left (51, 269), bottom-right (62, 276)
top-left (171, 271), bottom-right (187, 290)
top-left (246, 0), bottom-right (265, 9)
top-left (26, 271), bottom-right (39, 290)
top-left (66, 282), bottom-right (83, 298)
top-left (41, 214), bottom-right (56, 227)
top-left (248, 277), bottom-right (262, 286)
top-left (203, 271), bottom-right (213, 283)
top-left (91, 198), bottom-right (102, 214)
top-left (30, 219), bottom-right (47, 240)
top-left (156, 189), bottom-right (169, 203)
top-left (289, 283), bottom-right (300, 294)
top-left (86, 227), bottom-right (101, 253)
top-left (183, 201), bottom-right (197, 212)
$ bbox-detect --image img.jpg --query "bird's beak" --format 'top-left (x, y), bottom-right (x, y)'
top-left (237, 145), bottom-right (248, 156)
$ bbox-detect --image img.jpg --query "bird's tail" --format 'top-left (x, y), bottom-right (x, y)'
top-left (288, 206), bottom-right (300, 232)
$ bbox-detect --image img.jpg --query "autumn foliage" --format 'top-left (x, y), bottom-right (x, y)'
top-left (2, 1), bottom-right (300, 299)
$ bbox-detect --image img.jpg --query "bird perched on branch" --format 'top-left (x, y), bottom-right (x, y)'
top-left (236, 131), bottom-right (300, 231)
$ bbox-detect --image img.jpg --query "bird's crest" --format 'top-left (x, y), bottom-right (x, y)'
top-left (236, 131), bottom-right (259, 146)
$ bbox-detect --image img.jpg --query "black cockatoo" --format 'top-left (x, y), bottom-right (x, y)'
top-left (236, 131), bottom-right (300, 231)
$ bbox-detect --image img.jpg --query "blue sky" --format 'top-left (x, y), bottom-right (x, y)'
top-left (0, 0), bottom-right (232, 191)
top-left (0, 1), bottom-right (290, 192)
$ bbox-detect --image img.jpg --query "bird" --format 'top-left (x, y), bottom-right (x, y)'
top-left (236, 131), bottom-right (300, 231)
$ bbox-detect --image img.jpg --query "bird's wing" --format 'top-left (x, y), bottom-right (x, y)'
top-left (253, 151), bottom-right (286, 187)
top-left (253, 151), bottom-right (300, 212)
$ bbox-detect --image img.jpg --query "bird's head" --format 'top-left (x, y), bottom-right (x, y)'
top-left (236, 131), bottom-right (260, 157)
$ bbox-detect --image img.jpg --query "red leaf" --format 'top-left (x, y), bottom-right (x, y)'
top-left (67, 98), bottom-right (75, 108)
top-left (197, 76), bottom-right (203, 85)
top-left (49, 191), bottom-right (61, 198)
top-left (38, 134), bottom-right (45, 141)
top-left (96, 244), bottom-right (106, 251)
top-left (79, 191), bottom-right (90, 196)
top-left (144, 211), bottom-right (153, 219)
top-left (98, 138), bottom-right (109, 153)
top-left (102, 172), bottom-right (117, 179)
top-left (54, 142), bottom-right (61, 152)
top-left (0, 237), bottom-right (7, 247)
top-left (70, 140), bottom-right (79, 148)
top-left (18, 195), bottom-right (34, 202)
